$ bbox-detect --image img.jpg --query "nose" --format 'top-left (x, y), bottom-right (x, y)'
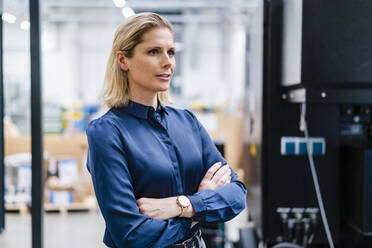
top-left (161, 52), bottom-right (173, 68)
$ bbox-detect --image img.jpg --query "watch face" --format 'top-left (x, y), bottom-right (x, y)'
top-left (179, 196), bottom-right (190, 207)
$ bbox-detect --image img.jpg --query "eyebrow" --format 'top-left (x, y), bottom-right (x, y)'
top-left (145, 46), bottom-right (176, 50)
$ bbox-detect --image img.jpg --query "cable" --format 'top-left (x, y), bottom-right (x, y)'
top-left (300, 103), bottom-right (335, 248)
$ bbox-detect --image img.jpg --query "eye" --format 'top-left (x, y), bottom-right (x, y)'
top-left (168, 50), bottom-right (175, 57)
top-left (148, 49), bottom-right (159, 55)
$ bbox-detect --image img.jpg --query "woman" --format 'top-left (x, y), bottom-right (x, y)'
top-left (86, 12), bottom-right (247, 248)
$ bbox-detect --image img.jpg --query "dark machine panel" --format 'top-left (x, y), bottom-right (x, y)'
top-left (259, 99), bottom-right (341, 246)
top-left (302, 0), bottom-right (372, 86)
top-left (247, 0), bottom-right (340, 245)
top-left (245, 0), bottom-right (372, 247)
top-left (341, 145), bottom-right (372, 235)
top-left (282, 0), bottom-right (372, 102)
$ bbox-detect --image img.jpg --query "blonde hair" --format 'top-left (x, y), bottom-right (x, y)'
top-left (101, 12), bottom-right (174, 108)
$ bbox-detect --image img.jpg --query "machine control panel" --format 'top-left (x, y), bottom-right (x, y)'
top-left (276, 207), bottom-right (320, 246)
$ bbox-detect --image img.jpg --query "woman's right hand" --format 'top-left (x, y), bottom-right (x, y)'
top-left (197, 162), bottom-right (231, 191)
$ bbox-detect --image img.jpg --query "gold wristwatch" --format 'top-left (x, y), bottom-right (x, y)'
top-left (176, 195), bottom-right (191, 217)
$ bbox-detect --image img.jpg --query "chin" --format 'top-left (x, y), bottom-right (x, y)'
top-left (154, 83), bottom-right (170, 92)
top-left (157, 87), bottom-right (170, 92)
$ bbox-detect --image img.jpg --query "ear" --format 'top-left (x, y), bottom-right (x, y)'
top-left (116, 51), bottom-right (129, 71)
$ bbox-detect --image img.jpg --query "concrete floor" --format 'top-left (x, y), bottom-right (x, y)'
top-left (0, 211), bottom-right (106, 248)
top-left (0, 208), bottom-right (249, 248)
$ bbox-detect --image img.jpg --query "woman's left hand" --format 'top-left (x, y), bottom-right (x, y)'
top-left (137, 197), bottom-right (181, 220)
top-left (198, 162), bottom-right (231, 192)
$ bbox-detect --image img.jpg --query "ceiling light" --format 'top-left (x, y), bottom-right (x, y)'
top-left (112, 0), bottom-right (126, 8)
top-left (20, 21), bottom-right (30, 30)
top-left (2, 12), bottom-right (17, 24)
top-left (122, 7), bottom-right (135, 18)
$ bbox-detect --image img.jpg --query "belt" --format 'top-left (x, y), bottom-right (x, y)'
top-left (169, 229), bottom-right (202, 248)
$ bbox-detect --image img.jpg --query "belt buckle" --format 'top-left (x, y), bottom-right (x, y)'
top-left (182, 238), bottom-right (191, 248)
top-left (180, 239), bottom-right (187, 248)
top-left (177, 229), bottom-right (200, 248)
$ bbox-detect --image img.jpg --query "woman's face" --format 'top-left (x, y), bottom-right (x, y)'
top-left (125, 27), bottom-right (175, 96)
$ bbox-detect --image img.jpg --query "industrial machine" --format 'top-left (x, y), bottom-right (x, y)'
top-left (244, 0), bottom-right (372, 247)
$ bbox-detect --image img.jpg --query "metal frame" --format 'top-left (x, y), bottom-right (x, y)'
top-left (0, 0), bottom-right (43, 243)
top-left (30, 0), bottom-right (43, 247)
top-left (285, 87), bottom-right (372, 104)
top-left (0, 0), bottom-right (5, 234)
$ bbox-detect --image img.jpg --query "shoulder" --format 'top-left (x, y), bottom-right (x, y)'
top-left (166, 105), bottom-right (199, 123)
top-left (165, 106), bottom-right (202, 132)
top-left (86, 110), bottom-right (120, 141)
top-left (165, 106), bottom-right (197, 121)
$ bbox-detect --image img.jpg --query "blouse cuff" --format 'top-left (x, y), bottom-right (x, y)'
top-left (188, 193), bottom-right (205, 217)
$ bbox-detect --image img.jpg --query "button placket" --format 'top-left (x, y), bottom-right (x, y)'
top-left (155, 113), bottom-right (161, 122)
top-left (148, 110), bottom-right (165, 130)
top-left (158, 129), bottom-right (183, 193)
top-left (151, 112), bottom-right (183, 193)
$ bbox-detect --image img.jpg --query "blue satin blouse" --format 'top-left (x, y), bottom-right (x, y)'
top-left (86, 100), bottom-right (246, 248)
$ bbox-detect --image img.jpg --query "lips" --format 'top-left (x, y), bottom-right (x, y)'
top-left (156, 73), bottom-right (171, 80)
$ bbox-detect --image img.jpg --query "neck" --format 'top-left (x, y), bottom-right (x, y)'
top-left (129, 91), bottom-right (158, 109)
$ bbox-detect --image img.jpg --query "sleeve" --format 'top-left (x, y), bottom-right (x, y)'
top-left (184, 110), bottom-right (247, 223)
top-left (86, 118), bottom-right (192, 248)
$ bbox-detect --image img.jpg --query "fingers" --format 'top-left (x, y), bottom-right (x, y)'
top-left (211, 164), bottom-right (230, 185)
top-left (226, 175), bottom-right (231, 184)
top-left (137, 198), bottom-right (155, 217)
top-left (137, 201), bottom-right (160, 219)
top-left (218, 167), bottom-right (231, 186)
top-left (198, 163), bottom-right (232, 191)
top-left (137, 198), bottom-right (147, 214)
top-left (137, 197), bottom-right (178, 220)
top-left (136, 198), bottom-right (144, 209)
top-left (203, 162), bottom-right (222, 180)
